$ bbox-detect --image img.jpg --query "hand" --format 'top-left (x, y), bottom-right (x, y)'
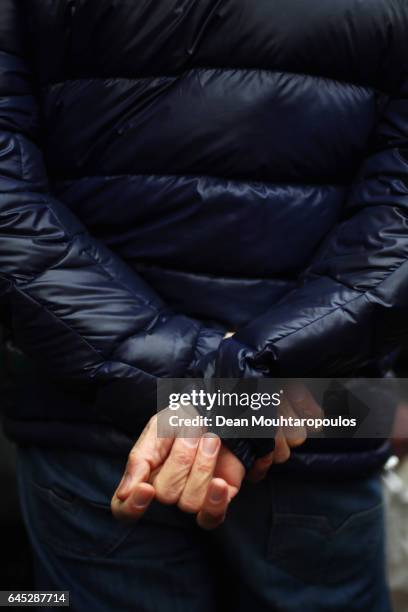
top-left (111, 384), bottom-right (323, 524)
top-left (391, 402), bottom-right (408, 458)
top-left (248, 383), bottom-right (323, 481)
top-left (222, 333), bottom-right (320, 480)
top-left (111, 412), bottom-right (245, 530)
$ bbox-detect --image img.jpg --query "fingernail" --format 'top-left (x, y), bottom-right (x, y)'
top-left (202, 435), bottom-right (219, 456)
top-left (116, 472), bottom-right (133, 500)
top-left (210, 486), bottom-right (224, 503)
top-left (182, 437), bottom-right (200, 449)
top-left (131, 488), bottom-right (152, 509)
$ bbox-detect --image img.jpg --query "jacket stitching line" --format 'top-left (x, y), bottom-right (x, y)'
top-left (261, 256), bottom-right (408, 349)
top-left (132, 261), bottom-right (299, 284)
top-left (43, 67), bottom-right (379, 93)
top-left (55, 173), bottom-right (347, 190)
top-left (9, 281), bottom-right (159, 378)
top-left (80, 243), bottom-right (160, 315)
top-left (11, 282), bottom-right (109, 362)
top-left (11, 192), bottom-right (161, 316)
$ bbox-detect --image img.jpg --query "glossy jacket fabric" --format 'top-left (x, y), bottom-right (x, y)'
top-left (1, 0), bottom-right (408, 471)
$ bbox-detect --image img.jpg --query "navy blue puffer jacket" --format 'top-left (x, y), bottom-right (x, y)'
top-left (1, 0), bottom-right (408, 473)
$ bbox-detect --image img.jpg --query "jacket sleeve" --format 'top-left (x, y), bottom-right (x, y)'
top-left (0, 28), bottom-right (225, 418)
top-left (213, 77), bottom-right (408, 379)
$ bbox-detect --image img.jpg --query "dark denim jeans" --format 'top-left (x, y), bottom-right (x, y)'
top-left (17, 446), bottom-right (391, 612)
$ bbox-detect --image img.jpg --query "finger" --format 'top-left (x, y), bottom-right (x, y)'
top-left (111, 482), bottom-right (155, 522)
top-left (115, 415), bottom-right (173, 501)
top-left (280, 397), bottom-right (307, 448)
top-left (247, 450), bottom-right (274, 482)
top-left (213, 445), bottom-right (245, 500)
top-left (115, 458), bottom-right (151, 501)
top-left (177, 434), bottom-right (221, 514)
top-left (152, 436), bottom-right (200, 505)
top-left (273, 428), bottom-right (291, 464)
top-left (286, 383), bottom-right (324, 425)
top-left (196, 478), bottom-right (229, 530)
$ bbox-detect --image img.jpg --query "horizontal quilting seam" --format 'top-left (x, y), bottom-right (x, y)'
top-left (132, 261), bottom-right (298, 284)
top-left (43, 66), bottom-right (378, 94)
top-left (55, 172), bottom-right (347, 189)
top-left (10, 228), bottom-right (87, 288)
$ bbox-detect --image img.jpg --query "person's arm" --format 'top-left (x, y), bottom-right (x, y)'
top-left (0, 15), bottom-right (226, 428)
top-left (205, 76), bottom-right (408, 379)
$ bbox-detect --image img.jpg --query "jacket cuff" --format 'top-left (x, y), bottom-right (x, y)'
top-left (189, 335), bottom-right (268, 379)
top-left (191, 336), bottom-right (275, 467)
top-left (222, 438), bottom-right (256, 470)
top-left (223, 437), bottom-right (276, 470)
top-left (215, 336), bottom-right (269, 378)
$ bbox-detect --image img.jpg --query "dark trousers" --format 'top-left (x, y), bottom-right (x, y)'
top-left (17, 446), bottom-right (391, 612)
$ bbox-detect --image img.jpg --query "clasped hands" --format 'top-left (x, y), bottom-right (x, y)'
top-left (111, 384), bottom-right (323, 530)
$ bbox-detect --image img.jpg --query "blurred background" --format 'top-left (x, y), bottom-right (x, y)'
top-left (1, 323), bottom-right (408, 608)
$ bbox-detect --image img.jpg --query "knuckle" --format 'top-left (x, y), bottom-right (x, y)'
top-left (128, 449), bottom-right (141, 465)
top-left (125, 456), bottom-right (141, 477)
top-left (148, 415), bottom-right (157, 427)
top-left (194, 460), bottom-right (213, 476)
top-left (173, 449), bottom-right (194, 467)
